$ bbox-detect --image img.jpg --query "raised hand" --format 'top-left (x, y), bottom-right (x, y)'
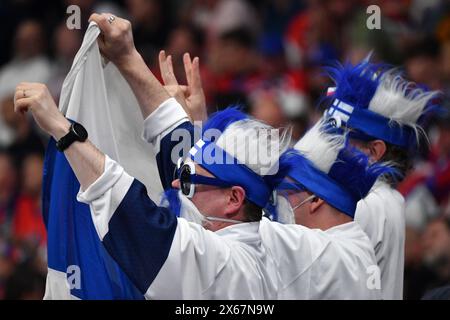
top-left (89, 13), bottom-right (138, 68)
top-left (159, 50), bottom-right (207, 122)
top-left (14, 82), bottom-right (70, 140)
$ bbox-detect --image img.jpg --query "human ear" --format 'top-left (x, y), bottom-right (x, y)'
top-left (309, 197), bottom-right (325, 214)
top-left (224, 186), bottom-right (246, 217)
top-left (368, 140), bottom-right (387, 162)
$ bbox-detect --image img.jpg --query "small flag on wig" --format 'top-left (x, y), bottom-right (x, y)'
top-left (326, 87), bottom-right (336, 96)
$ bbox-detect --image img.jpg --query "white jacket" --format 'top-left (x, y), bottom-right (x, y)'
top-left (142, 98), bottom-right (381, 300)
top-left (77, 156), bottom-right (278, 299)
top-left (355, 180), bottom-right (405, 300)
top-left (259, 218), bottom-right (381, 299)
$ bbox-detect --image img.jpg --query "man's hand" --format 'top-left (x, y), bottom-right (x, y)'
top-left (159, 51), bottom-right (207, 122)
top-left (15, 83), bottom-right (105, 190)
top-left (14, 83), bottom-right (70, 140)
top-left (88, 13), bottom-right (170, 117)
top-left (89, 13), bottom-right (138, 68)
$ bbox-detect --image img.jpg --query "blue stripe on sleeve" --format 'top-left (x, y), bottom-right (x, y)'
top-left (156, 121), bottom-right (195, 190)
top-left (102, 179), bottom-right (178, 293)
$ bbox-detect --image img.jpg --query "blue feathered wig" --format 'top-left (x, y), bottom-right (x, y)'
top-left (185, 106), bottom-right (292, 209)
top-left (324, 59), bottom-right (440, 151)
top-left (280, 119), bottom-right (398, 218)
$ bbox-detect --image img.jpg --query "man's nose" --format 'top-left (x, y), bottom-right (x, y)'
top-left (172, 179), bottom-right (180, 189)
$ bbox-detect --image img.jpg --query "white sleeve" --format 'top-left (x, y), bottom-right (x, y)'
top-left (141, 97), bottom-right (190, 152)
top-left (145, 219), bottom-right (231, 300)
top-left (77, 156), bottom-right (231, 298)
top-left (259, 218), bottom-right (328, 291)
top-left (77, 155), bottom-right (132, 240)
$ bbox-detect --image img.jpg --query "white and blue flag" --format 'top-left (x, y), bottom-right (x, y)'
top-left (42, 23), bottom-right (162, 299)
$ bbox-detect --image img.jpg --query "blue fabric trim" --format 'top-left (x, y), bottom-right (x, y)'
top-left (156, 121), bottom-right (195, 190)
top-left (190, 175), bottom-right (233, 188)
top-left (327, 100), bottom-right (415, 148)
top-left (348, 108), bottom-right (415, 147)
top-left (160, 189), bottom-right (182, 217)
top-left (190, 141), bottom-right (271, 208)
top-left (277, 180), bottom-right (306, 191)
top-left (103, 179), bottom-right (178, 294)
top-left (284, 153), bottom-right (357, 217)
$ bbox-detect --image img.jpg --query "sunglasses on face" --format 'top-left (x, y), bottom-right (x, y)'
top-left (176, 159), bottom-right (233, 198)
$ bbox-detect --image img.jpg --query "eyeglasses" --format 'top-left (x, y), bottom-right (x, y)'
top-left (176, 159), bottom-right (232, 198)
top-left (291, 194), bottom-right (317, 211)
top-left (276, 179), bottom-right (316, 211)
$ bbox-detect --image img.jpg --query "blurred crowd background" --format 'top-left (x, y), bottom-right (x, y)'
top-left (0, 0), bottom-right (449, 300)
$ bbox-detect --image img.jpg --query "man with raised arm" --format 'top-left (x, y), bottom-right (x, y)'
top-left (13, 78), bottom-right (297, 299)
top-left (12, 11), bottom-right (305, 299)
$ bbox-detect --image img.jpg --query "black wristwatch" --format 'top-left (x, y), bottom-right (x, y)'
top-left (56, 121), bottom-right (88, 152)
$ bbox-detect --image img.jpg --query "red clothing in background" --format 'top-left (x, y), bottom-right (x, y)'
top-left (12, 196), bottom-right (46, 245)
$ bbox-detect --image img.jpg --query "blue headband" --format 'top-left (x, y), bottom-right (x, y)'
top-left (189, 139), bottom-right (272, 208)
top-left (326, 98), bottom-right (415, 148)
top-left (282, 153), bottom-right (357, 217)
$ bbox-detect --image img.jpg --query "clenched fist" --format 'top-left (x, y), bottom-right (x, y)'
top-left (14, 83), bottom-right (70, 140)
top-left (89, 13), bottom-right (137, 68)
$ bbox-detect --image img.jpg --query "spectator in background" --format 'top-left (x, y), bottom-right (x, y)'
top-left (284, 0), bottom-right (348, 69)
top-left (164, 23), bottom-right (204, 85)
top-left (248, 74), bottom-right (313, 141)
top-left (249, 88), bottom-right (288, 129)
top-left (399, 111), bottom-right (450, 228)
top-left (402, 112), bottom-right (450, 299)
top-left (0, 20), bottom-right (51, 99)
top-left (260, 0), bottom-right (303, 38)
top-left (12, 153), bottom-right (46, 247)
top-left (2, 153), bottom-right (47, 300)
top-left (440, 40), bottom-right (450, 95)
top-left (205, 27), bottom-right (260, 110)
top-left (404, 225), bottom-right (437, 299)
top-left (422, 216), bottom-right (450, 288)
top-left (0, 20), bottom-right (51, 147)
top-left (0, 95), bottom-right (45, 166)
top-left (426, 115), bottom-right (450, 213)
top-left (411, 0), bottom-right (450, 35)
top-left (0, 151), bottom-right (18, 299)
top-left (346, 0), bottom-right (417, 65)
top-left (190, 0), bottom-right (259, 40)
top-left (0, 151), bottom-right (18, 237)
top-left (126, 0), bottom-right (171, 65)
top-left (0, 234), bottom-right (16, 300)
top-left (3, 258), bottom-right (46, 300)
top-left (404, 37), bottom-right (442, 91)
top-left (47, 22), bottom-right (83, 101)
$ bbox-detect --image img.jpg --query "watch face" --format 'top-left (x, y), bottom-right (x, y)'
top-left (72, 123), bottom-right (88, 141)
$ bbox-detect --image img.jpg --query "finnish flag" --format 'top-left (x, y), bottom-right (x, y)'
top-left (326, 99), bottom-right (354, 124)
top-left (42, 23), bottom-right (162, 299)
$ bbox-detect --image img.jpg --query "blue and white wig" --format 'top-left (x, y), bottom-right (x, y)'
top-left (281, 119), bottom-right (398, 218)
top-left (324, 60), bottom-right (440, 151)
top-left (164, 107), bottom-right (292, 218)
